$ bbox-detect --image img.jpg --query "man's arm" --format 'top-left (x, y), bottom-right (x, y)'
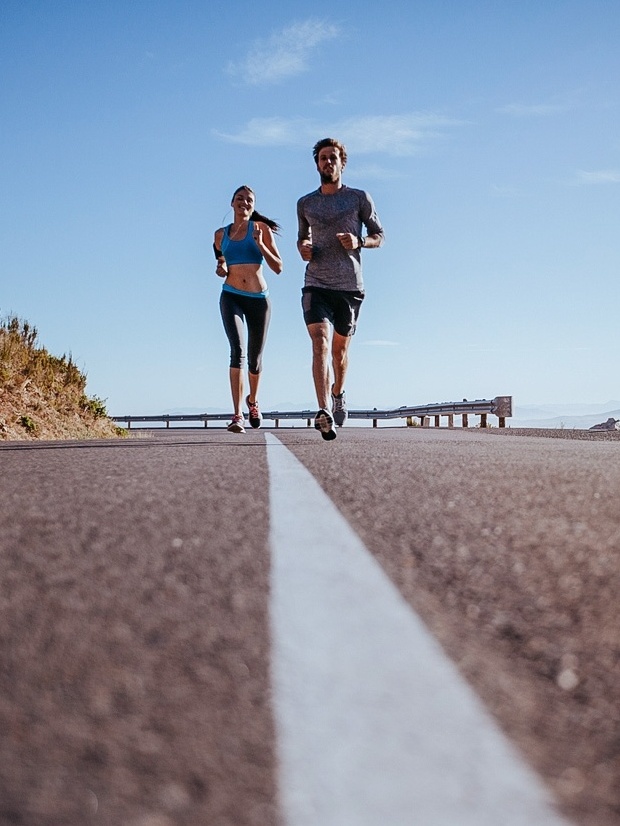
top-left (360, 190), bottom-right (385, 249)
top-left (297, 198), bottom-right (313, 261)
top-left (335, 231), bottom-right (383, 250)
top-left (359, 232), bottom-right (383, 249)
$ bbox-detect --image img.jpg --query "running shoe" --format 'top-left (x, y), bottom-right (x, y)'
top-left (314, 408), bottom-right (337, 441)
top-left (246, 395), bottom-right (262, 429)
top-left (227, 414), bottom-right (246, 434)
top-left (331, 388), bottom-right (348, 427)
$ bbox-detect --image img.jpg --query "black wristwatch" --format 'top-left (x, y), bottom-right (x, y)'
top-left (358, 236), bottom-right (365, 249)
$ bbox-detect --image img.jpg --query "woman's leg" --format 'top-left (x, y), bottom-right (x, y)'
top-left (246, 296), bottom-right (272, 403)
top-left (220, 291), bottom-right (246, 417)
top-left (229, 367), bottom-right (244, 418)
top-left (248, 370), bottom-right (260, 405)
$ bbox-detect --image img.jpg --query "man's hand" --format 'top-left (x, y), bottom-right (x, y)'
top-left (299, 240), bottom-right (313, 261)
top-left (336, 232), bottom-right (359, 250)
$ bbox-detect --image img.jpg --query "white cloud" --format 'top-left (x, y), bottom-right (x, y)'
top-left (573, 169), bottom-right (620, 185)
top-left (214, 113), bottom-right (463, 156)
top-left (490, 184), bottom-right (523, 197)
top-left (334, 114), bottom-right (462, 155)
top-left (346, 164), bottom-right (401, 180)
top-left (226, 20), bottom-right (338, 85)
top-left (496, 102), bottom-right (571, 117)
top-left (215, 116), bottom-right (302, 147)
top-left (315, 93), bottom-right (342, 106)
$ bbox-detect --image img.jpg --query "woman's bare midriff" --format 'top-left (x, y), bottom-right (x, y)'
top-left (225, 263), bottom-right (268, 293)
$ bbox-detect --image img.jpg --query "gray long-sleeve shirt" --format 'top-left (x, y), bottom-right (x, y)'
top-left (297, 185), bottom-right (384, 292)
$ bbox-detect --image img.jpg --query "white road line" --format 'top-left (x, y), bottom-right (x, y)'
top-left (265, 433), bottom-right (572, 826)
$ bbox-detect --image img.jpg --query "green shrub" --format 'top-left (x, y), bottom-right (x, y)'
top-left (19, 415), bottom-right (37, 433)
top-left (81, 395), bottom-right (108, 418)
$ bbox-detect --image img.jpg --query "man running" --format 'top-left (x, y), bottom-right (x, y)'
top-left (297, 137), bottom-right (385, 440)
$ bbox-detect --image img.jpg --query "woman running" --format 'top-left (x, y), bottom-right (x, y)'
top-left (213, 185), bottom-right (282, 433)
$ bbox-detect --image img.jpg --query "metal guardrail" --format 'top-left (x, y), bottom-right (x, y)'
top-left (112, 395), bottom-right (512, 429)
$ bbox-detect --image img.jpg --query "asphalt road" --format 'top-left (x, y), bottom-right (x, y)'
top-left (1, 427), bottom-right (618, 826)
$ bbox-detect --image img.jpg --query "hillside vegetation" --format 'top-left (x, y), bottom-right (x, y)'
top-left (0, 316), bottom-right (123, 441)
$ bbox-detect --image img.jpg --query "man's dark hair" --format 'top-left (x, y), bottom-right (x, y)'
top-left (312, 138), bottom-right (347, 166)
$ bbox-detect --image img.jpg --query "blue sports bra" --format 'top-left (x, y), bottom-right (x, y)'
top-left (221, 221), bottom-right (263, 266)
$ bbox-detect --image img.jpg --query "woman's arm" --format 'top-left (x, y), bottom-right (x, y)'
top-left (213, 228), bottom-right (227, 278)
top-left (254, 223), bottom-right (283, 274)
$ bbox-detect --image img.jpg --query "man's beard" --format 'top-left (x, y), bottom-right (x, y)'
top-left (320, 169), bottom-right (338, 184)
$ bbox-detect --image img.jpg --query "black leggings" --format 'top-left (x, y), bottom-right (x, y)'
top-left (220, 290), bottom-right (272, 373)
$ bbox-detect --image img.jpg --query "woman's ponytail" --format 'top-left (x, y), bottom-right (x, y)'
top-left (250, 210), bottom-right (280, 233)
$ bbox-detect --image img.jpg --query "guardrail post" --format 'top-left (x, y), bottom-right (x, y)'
top-left (462, 413), bottom-right (468, 428)
top-left (480, 413), bottom-right (487, 428)
top-left (422, 416), bottom-right (430, 428)
top-left (434, 415), bottom-right (440, 428)
top-left (275, 419), bottom-right (280, 428)
top-left (307, 418), bottom-right (311, 427)
top-left (491, 396), bottom-right (512, 428)
top-left (373, 419), bottom-right (378, 427)
top-left (448, 414), bottom-right (454, 428)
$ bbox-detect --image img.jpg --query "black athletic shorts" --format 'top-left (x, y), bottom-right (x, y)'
top-left (301, 287), bottom-right (365, 337)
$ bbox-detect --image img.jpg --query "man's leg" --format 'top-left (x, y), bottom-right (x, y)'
top-left (331, 331), bottom-right (352, 397)
top-left (307, 321), bottom-right (337, 440)
top-left (331, 332), bottom-right (352, 426)
top-left (307, 321), bottom-right (332, 410)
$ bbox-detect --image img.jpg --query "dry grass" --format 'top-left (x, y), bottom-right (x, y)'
top-left (0, 316), bottom-right (124, 441)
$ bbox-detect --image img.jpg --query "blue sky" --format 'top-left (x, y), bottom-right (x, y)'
top-left (1, 0), bottom-right (619, 416)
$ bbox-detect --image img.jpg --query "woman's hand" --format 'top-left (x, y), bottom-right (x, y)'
top-left (216, 260), bottom-right (227, 278)
top-left (252, 223), bottom-right (264, 249)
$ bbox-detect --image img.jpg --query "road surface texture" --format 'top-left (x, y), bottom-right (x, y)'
top-left (0, 427), bottom-right (618, 825)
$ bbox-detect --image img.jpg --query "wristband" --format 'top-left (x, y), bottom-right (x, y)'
top-left (358, 236), bottom-right (365, 249)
